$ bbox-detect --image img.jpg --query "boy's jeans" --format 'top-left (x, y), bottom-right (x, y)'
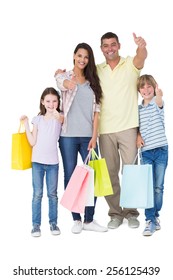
top-left (32, 162), bottom-right (59, 226)
top-left (141, 146), bottom-right (168, 223)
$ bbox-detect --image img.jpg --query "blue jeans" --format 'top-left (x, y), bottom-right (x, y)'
top-left (141, 146), bottom-right (168, 223)
top-left (59, 136), bottom-right (97, 223)
top-left (32, 162), bottom-right (59, 226)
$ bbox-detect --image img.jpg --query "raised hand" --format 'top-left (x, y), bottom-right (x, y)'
top-left (155, 84), bottom-right (163, 97)
top-left (155, 84), bottom-right (163, 107)
top-left (133, 33), bottom-right (146, 48)
top-left (64, 74), bottom-right (77, 90)
top-left (54, 69), bottom-right (66, 77)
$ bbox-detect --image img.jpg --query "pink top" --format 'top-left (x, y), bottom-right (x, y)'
top-left (31, 115), bottom-right (62, 164)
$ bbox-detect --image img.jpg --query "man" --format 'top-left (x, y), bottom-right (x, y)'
top-left (97, 32), bottom-right (147, 229)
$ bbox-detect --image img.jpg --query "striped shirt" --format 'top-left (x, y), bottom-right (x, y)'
top-left (139, 97), bottom-right (168, 152)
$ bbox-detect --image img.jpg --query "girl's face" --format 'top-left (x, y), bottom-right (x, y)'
top-left (73, 48), bottom-right (89, 69)
top-left (139, 83), bottom-right (155, 101)
top-left (41, 94), bottom-right (59, 113)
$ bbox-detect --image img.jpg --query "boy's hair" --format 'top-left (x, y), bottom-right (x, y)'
top-left (39, 87), bottom-right (61, 115)
top-left (101, 32), bottom-right (119, 45)
top-left (137, 74), bottom-right (157, 95)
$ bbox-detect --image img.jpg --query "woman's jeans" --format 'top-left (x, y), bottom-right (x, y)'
top-left (59, 136), bottom-right (97, 223)
top-left (141, 146), bottom-right (168, 223)
top-left (32, 162), bottom-right (59, 226)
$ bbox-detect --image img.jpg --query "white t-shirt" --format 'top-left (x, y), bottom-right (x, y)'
top-left (32, 115), bottom-right (62, 164)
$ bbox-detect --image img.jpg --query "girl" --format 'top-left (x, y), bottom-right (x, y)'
top-left (20, 87), bottom-right (63, 237)
top-left (55, 43), bottom-right (107, 234)
top-left (137, 75), bottom-right (168, 236)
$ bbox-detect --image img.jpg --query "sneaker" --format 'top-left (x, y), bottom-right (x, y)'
top-left (155, 218), bottom-right (161, 230)
top-left (128, 217), bottom-right (140, 228)
top-left (71, 220), bottom-right (83, 234)
top-left (31, 225), bottom-right (41, 237)
top-left (143, 220), bottom-right (156, 236)
top-left (108, 218), bottom-right (122, 229)
top-left (83, 220), bottom-right (108, 232)
top-left (50, 223), bottom-right (61, 235)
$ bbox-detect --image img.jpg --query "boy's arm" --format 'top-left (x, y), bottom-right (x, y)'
top-left (155, 84), bottom-right (163, 108)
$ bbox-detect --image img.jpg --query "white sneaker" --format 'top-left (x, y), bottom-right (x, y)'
top-left (83, 220), bottom-right (108, 232)
top-left (71, 220), bottom-right (83, 234)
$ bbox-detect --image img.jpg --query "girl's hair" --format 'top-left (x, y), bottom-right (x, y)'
top-left (137, 74), bottom-right (157, 95)
top-left (73, 43), bottom-right (102, 104)
top-left (39, 87), bottom-right (61, 115)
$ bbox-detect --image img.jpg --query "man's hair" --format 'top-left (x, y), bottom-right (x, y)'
top-left (101, 32), bottom-right (119, 45)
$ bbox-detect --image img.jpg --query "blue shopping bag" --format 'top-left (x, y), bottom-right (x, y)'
top-left (120, 164), bottom-right (154, 209)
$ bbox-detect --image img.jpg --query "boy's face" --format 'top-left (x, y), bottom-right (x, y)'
top-left (139, 83), bottom-right (155, 101)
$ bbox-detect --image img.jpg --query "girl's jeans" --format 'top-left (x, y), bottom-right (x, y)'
top-left (59, 136), bottom-right (97, 223)
top-left (32, 162), bottom-right (59, 226)
top-left (141, 146), bottom-right (168, 223)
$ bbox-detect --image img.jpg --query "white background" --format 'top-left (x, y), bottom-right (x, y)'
top-left (0, 0), bottom-right (172, 279)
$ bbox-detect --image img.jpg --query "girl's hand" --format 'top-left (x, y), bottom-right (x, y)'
top-left (20, 115), bottom-right (28, 124)
top-left (58, 114), bottom-right (64, 124)
top-left (53, 106), bottom-right (64, 124)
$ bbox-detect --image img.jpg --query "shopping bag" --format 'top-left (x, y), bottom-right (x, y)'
top-left (11, 122), bottom-right (32, 170)
top-left (60, 164), bottom-right (94, 213)
top-left (120, 164), bottom-right (154, 209)
top-left (88, 149), bottom-right (113, 197)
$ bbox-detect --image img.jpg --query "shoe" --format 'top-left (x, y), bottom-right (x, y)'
top-left (143, 220), bottom-right (156, 236)
top-left (31, 225), bottom-right (41, 237)
top-left (155, 218), bottom-right (161, 230)
top-left (71, 220), bottom-right (83, 234)
top-left (108, 218), bottom-right (122, 229)
top-left (128, 217), bottom-right (140, 228)
top-left (50, 223), bottom-right (61, 235)
top-left (83, 220), bottom-right (108, 232)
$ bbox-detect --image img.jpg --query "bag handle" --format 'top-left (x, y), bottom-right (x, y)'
top-left (84, 150), bottom-right (92, 165)
top-left (18, 121), bottom-right (25, 133)
top-left (132, 149), bottom-right (143, 165)
top-left (90, 148), bottom-right (99, 160)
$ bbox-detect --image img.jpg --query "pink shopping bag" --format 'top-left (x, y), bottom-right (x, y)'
top-left (60, 164), bottom-right (94, 213)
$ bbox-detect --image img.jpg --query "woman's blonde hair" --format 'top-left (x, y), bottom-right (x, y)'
top-left (137, 74), bottom-right (157, 95)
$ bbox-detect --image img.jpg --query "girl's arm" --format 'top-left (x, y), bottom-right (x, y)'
top-left (20, 116), bottom-right (38, 146)
top-left (87, 112), bottom-right (99, 150)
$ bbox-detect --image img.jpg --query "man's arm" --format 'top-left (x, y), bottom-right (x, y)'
top-left (133, 33), bottom-right (147, 69)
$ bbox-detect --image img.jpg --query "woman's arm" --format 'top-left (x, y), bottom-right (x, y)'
top-left (88, 112), bottom-right (99, 150)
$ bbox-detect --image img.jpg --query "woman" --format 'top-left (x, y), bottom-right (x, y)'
top-left (55, 43), bottom-right (107, 234)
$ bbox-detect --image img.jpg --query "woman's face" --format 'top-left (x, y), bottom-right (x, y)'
top-left (73, 48), bottom-right (89, 69)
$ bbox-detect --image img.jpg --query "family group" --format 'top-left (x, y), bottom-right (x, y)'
top-left (21, 32), bottom-right (168, 238)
